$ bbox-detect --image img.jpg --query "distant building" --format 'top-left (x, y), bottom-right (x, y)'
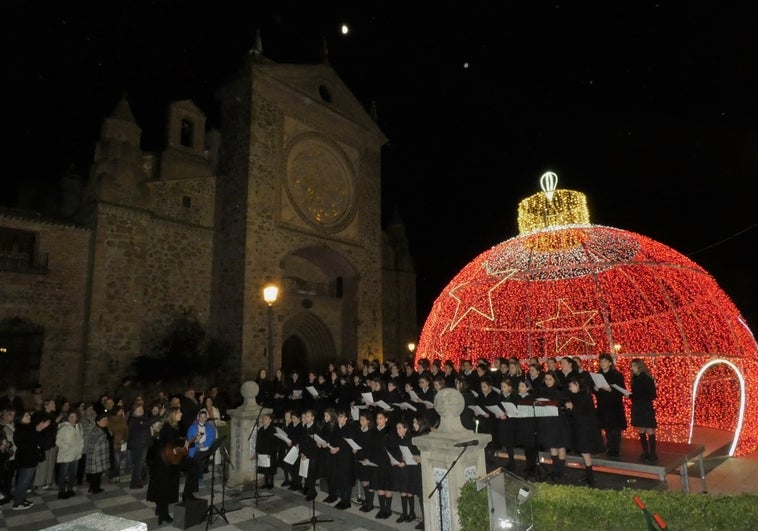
top-left (0, 52), bottom-right (417, 400)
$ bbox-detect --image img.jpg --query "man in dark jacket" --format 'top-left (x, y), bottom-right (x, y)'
top-left (12, 411), bottom-right (50, 509)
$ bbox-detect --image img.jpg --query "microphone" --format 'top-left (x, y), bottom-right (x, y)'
top-left (453, 440), bottom-right (479, 448)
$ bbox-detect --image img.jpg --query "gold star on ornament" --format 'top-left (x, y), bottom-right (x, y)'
top-left (535, 298), bottom-right (598, 353)
top-left (448, 268), bottom-right (518, 331)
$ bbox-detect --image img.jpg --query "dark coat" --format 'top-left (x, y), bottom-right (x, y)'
top-left (593, 368), bottom-right (628, 430)
top-left (328, 421), bottom-right (356, 490)
top-left (495, 392), bottom-right (518, 450)
top-left (534, 385), bottom-right (571, 450)
top-left (255, 423), bottom-right (278, 473)
top-left (13, 422), bottom-right (44, 468)
top-left (127, 414), bottom-right (157, 450)
top-left (459, 390), bottom-right (476, 431)
top-left (566, 390), bottom-right (605, 454)
top-left (630, 372), bottom-right (657, 428)
top-left (368, 424), bottom-right (392, 490)
top-left (146, 422), bottom-right (183, 504)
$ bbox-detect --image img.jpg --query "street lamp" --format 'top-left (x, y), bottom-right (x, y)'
top-left (263, 284), bottom-right (279, 378)
top-left (407, 342), bottom-right (416, 363)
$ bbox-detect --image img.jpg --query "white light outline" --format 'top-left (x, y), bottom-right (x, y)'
top-left (689, 358), bottom-right (745, 457)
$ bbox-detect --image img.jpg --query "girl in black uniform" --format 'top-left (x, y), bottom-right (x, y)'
top-left (592, 353), bottom-right (627, 458)
top-left (319, 408), bottom-right (338, 503)
top-left (329, 410), bottom-right (356, 509)
top-left (535, 371), bottom-right (571, 480)
top-left (514, 380), bottom-right (539, 478)
top-left (494, 379), bottom-right (518, 471)
top-left (255, 413), bottom-right (278, 489)
top-left (630, 358), bottom-right (658, 461)
top-left (565, 377), bottom-right (604, 486)
top-left (355, 410), bottom-right (375, 512)
top-left (390, 419), bottom-right (416, 523)
top-left (410, 415), bottom-right (430, 530)
top-left (368, 410), bottom-right (393, 519)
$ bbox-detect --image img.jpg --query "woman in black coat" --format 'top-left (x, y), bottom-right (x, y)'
top-left (592, 353), bottom-right (627, 458)
top-left (630, 358), bottom-right (658, 461)
top-left (146, 407), bottom-right (199, 525)
top-left (255, 413), bottom-right (278, 489)
top-left (354, 410), bottom-right (375, 512)
top-left (534, 371), bottom-right (571, 480)
top-left (565, 377), bottom-right (605, 486)
top-left (329, 410), bottom-right (357, 509)
top-left (455, 377), bottom-right (477, 431)
top-left (389, 419), bottom-right (416, 523)
top-left (368, 410), bottom-right (393, 519)
top-left (514, 381), bottom-right (539, 477)
top-left (494, 379), bottom-right (518, 471)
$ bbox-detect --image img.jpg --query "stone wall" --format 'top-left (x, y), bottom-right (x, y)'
top-left (0, 214), bottom-right (91, 399)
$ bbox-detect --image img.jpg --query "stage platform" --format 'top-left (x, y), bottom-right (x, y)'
top-left (495, 438), bottom-right (707, 493)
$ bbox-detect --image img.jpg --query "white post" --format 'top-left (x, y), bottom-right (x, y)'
top-left (414, 388), bottom-right (491, 531)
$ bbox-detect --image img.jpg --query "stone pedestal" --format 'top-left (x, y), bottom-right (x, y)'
top-left (414, 388), bottom-right (491, 531)
top-left (226, 381), bottom-right (272, 488)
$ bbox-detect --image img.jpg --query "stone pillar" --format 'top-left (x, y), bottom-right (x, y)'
top-left (414, 388), bottom-right (491, 531)
top-left (226, 381), bottom-right (272, 488)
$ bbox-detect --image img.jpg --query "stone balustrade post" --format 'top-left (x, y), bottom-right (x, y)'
top-left (225, 381), bottom-right (272, 488)
top-left (414, 388), bottom-right (491, 531)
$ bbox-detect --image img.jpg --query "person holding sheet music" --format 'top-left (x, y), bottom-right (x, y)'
top-left (630, 358), bottom-right (658, 462)
top-left (355, 410), bottom-right (376, 512)
top-left (318, 408), bottom-right (339, 503)
top-left (593, 353), bottom-right (627, 458)
top-left (515, 380), bottom-right (539, 477)
top-left (287, 370), bottom-right (305, 411)
top-left (455, 376), bottom-right (477, 431)
top-left (474, 377), bottom-right (499, 436)
top-left (526, 363), bottom-right (545, 395)
top-left (409, 415), bottom-right (429, 530)
top-left (572, 357), bottom-right (595, 395)
top-left (494, 379), bottom-right (518, 471)
top-left (254, 412), bottom-right (278, 489)
top-left (328, 410), bottom-right (356, 510)
top-left (385, 378), bottom-right (405, 425)
top-left (565, 376), bottom-right (605, 486)
top-left (278, 410), bottom-right (297, 488)
top-left (367, 410), bottom-right (393, 519)
top-left (390, 419), bottom-right (417, 523)
top-left (412, 374), bottom-right (438, 429)
top-left (534, 371), bottom-right (571, 480)
top-left (299, 409), bottom-right (320, 501)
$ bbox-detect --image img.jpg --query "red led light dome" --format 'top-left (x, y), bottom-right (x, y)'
top-left (416, 176), bottom-right (758, 455)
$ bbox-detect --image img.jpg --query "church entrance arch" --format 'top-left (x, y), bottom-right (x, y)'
top-left (281, 311), bottom-right (336, 375)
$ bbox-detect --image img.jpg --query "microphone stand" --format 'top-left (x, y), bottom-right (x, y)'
top-left (238, 407), bottom-right (272, 506)
top-left (427, 445), bottom-right (469, 531)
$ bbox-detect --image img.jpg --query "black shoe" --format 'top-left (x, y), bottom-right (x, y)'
top-left (288, 484), bottom-right (300, 491)
top-left (397, 514), bottom-right (410, 523)
top-left (377, 509), bottom-right (391, 519)
top-left (415, 521), bottom-right (424, 530)
top-left (281, 480), bottom-right (290, 487)
top-left (323, 495), bottom-right (338, 503)
top-left (335, 500), bottom-right (350, 510)
top-left (359, 503), bottom-right (373, 512)
top-left (158, 514), bottom-right (173, 525)
top-left (182, 492), bottom-right (198, 501)
top-left (647, 454), bottom-right (658, 462)
top-left (305, 493), bottom-right (316, 501)
top-left (58, 492), bottom-right (67, 499)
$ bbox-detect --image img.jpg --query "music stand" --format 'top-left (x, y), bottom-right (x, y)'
top-left (202, 437), bottom-right (228, 529)
top-left (293, 494), bottom-right (333, 531)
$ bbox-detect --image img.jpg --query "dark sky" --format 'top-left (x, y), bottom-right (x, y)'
top-left (2, 2), bottom-right (756, 330)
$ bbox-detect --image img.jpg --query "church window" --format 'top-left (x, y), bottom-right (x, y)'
top-left (181, 119), bottom-right (194, 147)
top-left (0, 227), bottom-right (47, 273)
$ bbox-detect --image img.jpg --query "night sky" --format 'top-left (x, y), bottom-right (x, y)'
top-left (2, 2), bottom-right (756, 331)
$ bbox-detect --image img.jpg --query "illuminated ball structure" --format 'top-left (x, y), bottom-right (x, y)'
top-left (417, 177), bottom-right (758, 455)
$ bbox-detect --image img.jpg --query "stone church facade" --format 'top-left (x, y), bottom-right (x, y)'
top-left (0, 53), bottom-right (417, 400)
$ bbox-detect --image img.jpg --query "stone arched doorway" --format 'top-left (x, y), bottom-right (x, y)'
top-left (281, 311), bottom-right (337, 375)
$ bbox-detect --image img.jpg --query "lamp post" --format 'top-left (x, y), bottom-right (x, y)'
top-left (263, 284), bottom-right (279, 378)
top-left (407, 342), bottom-right (416, 363)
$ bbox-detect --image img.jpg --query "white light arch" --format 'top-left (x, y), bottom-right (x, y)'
top-left (689, 359), bottom-right (746, 456)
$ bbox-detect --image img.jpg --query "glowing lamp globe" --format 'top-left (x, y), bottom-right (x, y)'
top-left (417, 174), bottom-right (758, 455)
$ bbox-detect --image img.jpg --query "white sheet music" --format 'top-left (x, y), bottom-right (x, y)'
top-left (312, 434), bottom-right (329, 447)
top-left (612, 384), bottom-right (631, 397)
top-left (374, 400), bottom-right (392, 411)
top-left (400, 445), bottom-right (418, 466)
top-left (502, 402), bottom-right (520, 417)
top-left (351, 405), bottom-right (360, 421)
top-left (343, 437), bottom-right (362, 451)
top-left (306, 385), bottom-right (319, 398)
top-left (257, 454), bottom-right (271, 468)
top-left (485, 404), bottom-right (504, 416)
top-left (274, 427), bottom-right (292, 445)
top-left (283, 446), bottom-right (299, 465)
top-left (468, 405), bottom-right (489, 417)
top-left (534, 404), bottom-right (559, 417)
top-left (591, 373), bottom-right (609, 388)
top-left (470, 390), bottom-right (479, 398)
top-left (299, 457), bottom-right (309, 477)
top-left (292, 389), bottom-right (303, 399)
top-left (362, 392), bottom-right (375, 405)
top-left (409, 390), bottom-right (420, 402)
top-left (387, 450), bottom-right (401, 466)
top-left (394, 402), bottom-right (418, 411)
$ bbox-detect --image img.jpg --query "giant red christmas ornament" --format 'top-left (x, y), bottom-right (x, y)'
top-left (416, 173), bottom-right (758, 455)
